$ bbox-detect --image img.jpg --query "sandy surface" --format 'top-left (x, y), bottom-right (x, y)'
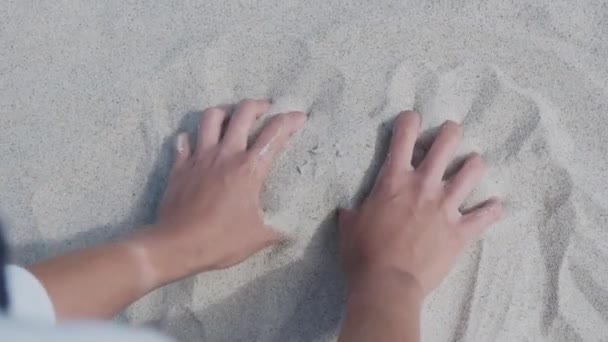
top-left (2, 0), bottom-right (608, 341)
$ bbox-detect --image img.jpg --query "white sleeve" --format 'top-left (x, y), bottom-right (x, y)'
top-left (0, 318), bottom-right (175, 342)
top-left (5, 265), bottom-right (56, 323)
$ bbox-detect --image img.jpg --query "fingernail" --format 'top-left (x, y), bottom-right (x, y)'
top-left (176, 134), bottom-right (185, 154)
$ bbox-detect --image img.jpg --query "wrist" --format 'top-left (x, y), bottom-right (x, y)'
top-left (115, 234), bottom-right (161, 295)
top-left (126, 225), bottom-right (195, 289)
top-left (348, 267), bottom-right (425, 304)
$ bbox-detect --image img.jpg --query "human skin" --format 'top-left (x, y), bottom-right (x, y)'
top-left (28, 99), bottom-right (307, 320)
top-left (27, 104), bottom-right (501, 342)
top-left (337, 111), bottom-right (502, 342)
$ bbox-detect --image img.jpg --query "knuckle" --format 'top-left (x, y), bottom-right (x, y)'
top-left (219, 153), bottom-right (256, 176)
top-left (417, 174), bottom-right (435, 193)
top-left (375, 174), bottom-right (400, 196)
top-left (436, 193), bottom-right (450, 209)
top-left (214, 148), bottom-right (230, 163)
top-left (242, 152), bottom-right (256, 165)
top-left (238, 153), bottom-right (258, 173)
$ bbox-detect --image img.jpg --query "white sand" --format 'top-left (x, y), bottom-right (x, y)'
top-left (2, 0), bottom-right (608, 341)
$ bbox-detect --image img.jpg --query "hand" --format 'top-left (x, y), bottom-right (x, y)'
top-left (338, 111), bottom-right (502, 296)
top-left (144, 99), bottom-right (306, 280)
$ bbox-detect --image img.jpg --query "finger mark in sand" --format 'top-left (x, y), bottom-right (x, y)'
top-left (559, 257), bottom-right (608, 339)
top-left (461, 69), bottom-right (501, 127)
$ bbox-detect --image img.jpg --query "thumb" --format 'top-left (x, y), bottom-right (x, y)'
top-left (258, 225), bottom-right (285, 249)
top-left (459, 198), bottom-right (503, 241)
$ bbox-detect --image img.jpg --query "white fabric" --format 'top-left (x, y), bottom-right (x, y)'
top-left (0, 319), bottom-right (173, 342)
top-left (0, 265), bottom-right (173, 341)
top-left (6, 265), bottom-right (55, 323)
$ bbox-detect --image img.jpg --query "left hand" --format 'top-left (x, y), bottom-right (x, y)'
top-left (141, 99), bottom-right (306, 281)
top-left (338, 112), bottom-right (502, 296)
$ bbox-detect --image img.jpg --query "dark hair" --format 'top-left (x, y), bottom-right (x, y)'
top-left (0, 221), bottom-right (8, 311)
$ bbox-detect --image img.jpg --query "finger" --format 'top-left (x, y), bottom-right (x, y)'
top-left (458, 198), bottom-right (502, 241)
top-left (196, 107), bottom-right (226, 157)
top-left (418, 120), bottom-right (462, 183)
top-left (257, 225), bottom-right (284, 248)
top-left (384, 111), bottom-right (421, 176)
top-left (338, 208), bottom-right (355, 223)
top-left (338, 208), bottom-right (356, 233)
top-left (236, 226), bottom-right (283, 264)
top-left (222, 99), bottom-right (271, 152)
top-left (173, 132), bottom-right (191, 167)
top-left (444, 153), bottom-right (485, 209)
top-left (249, 111), bottom-right (307, 177)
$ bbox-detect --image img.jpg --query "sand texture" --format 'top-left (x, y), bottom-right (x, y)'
top-left (2, 0), bottom-right (608, 341)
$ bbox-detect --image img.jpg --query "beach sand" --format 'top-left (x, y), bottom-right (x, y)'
top-left (2, 0), bottom-right (608, 340)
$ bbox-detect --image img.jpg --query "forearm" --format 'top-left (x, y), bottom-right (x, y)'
top-left (27, 226), bottom-right (184, 320)
top-left (339, 269), bottom-right (424, 342)
top-left (21, 100), bottom-right (301, 321)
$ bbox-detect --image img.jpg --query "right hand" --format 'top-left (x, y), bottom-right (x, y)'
top-left (338, 111), bottom-right (502, 296)
top-left (141, 99), bottom-right (306, 282)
